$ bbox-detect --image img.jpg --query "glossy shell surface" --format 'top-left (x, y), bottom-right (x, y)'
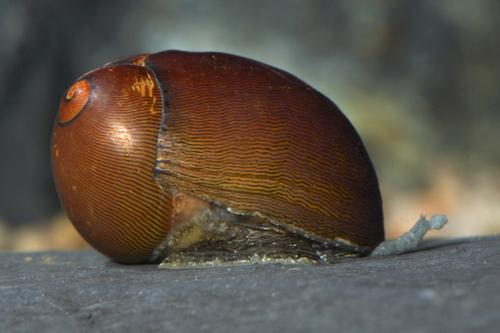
top-left (51, 50), bottom-right (384, 264)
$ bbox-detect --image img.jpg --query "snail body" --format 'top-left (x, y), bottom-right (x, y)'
top-left (51, 50), bottom-right (384, 266)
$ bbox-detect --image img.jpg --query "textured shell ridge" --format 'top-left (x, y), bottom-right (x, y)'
top-left (149, 50), bottom-right (384, 249)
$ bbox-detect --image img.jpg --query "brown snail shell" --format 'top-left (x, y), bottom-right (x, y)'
top-left (51, 50), bottom-right (384, 266)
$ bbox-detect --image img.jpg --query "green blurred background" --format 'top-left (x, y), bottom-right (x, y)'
top-left (0, 0), bottom-right (499, 251)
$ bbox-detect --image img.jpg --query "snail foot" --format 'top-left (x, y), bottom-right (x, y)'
top-left (152, 192), bottom-right (363, 268)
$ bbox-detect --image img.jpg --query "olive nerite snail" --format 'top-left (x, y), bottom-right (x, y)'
top-left (51, 50), bottom-right (387, 267)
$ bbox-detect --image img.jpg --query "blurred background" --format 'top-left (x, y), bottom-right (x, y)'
top-left (0, 0), bottom-right (499, 252)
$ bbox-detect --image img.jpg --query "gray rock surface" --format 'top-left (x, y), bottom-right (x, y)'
top-left (1, 236), bottom-right (499, 333)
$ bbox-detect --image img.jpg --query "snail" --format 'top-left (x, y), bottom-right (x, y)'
top-left (51, 50), bottom-right (385, 267)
